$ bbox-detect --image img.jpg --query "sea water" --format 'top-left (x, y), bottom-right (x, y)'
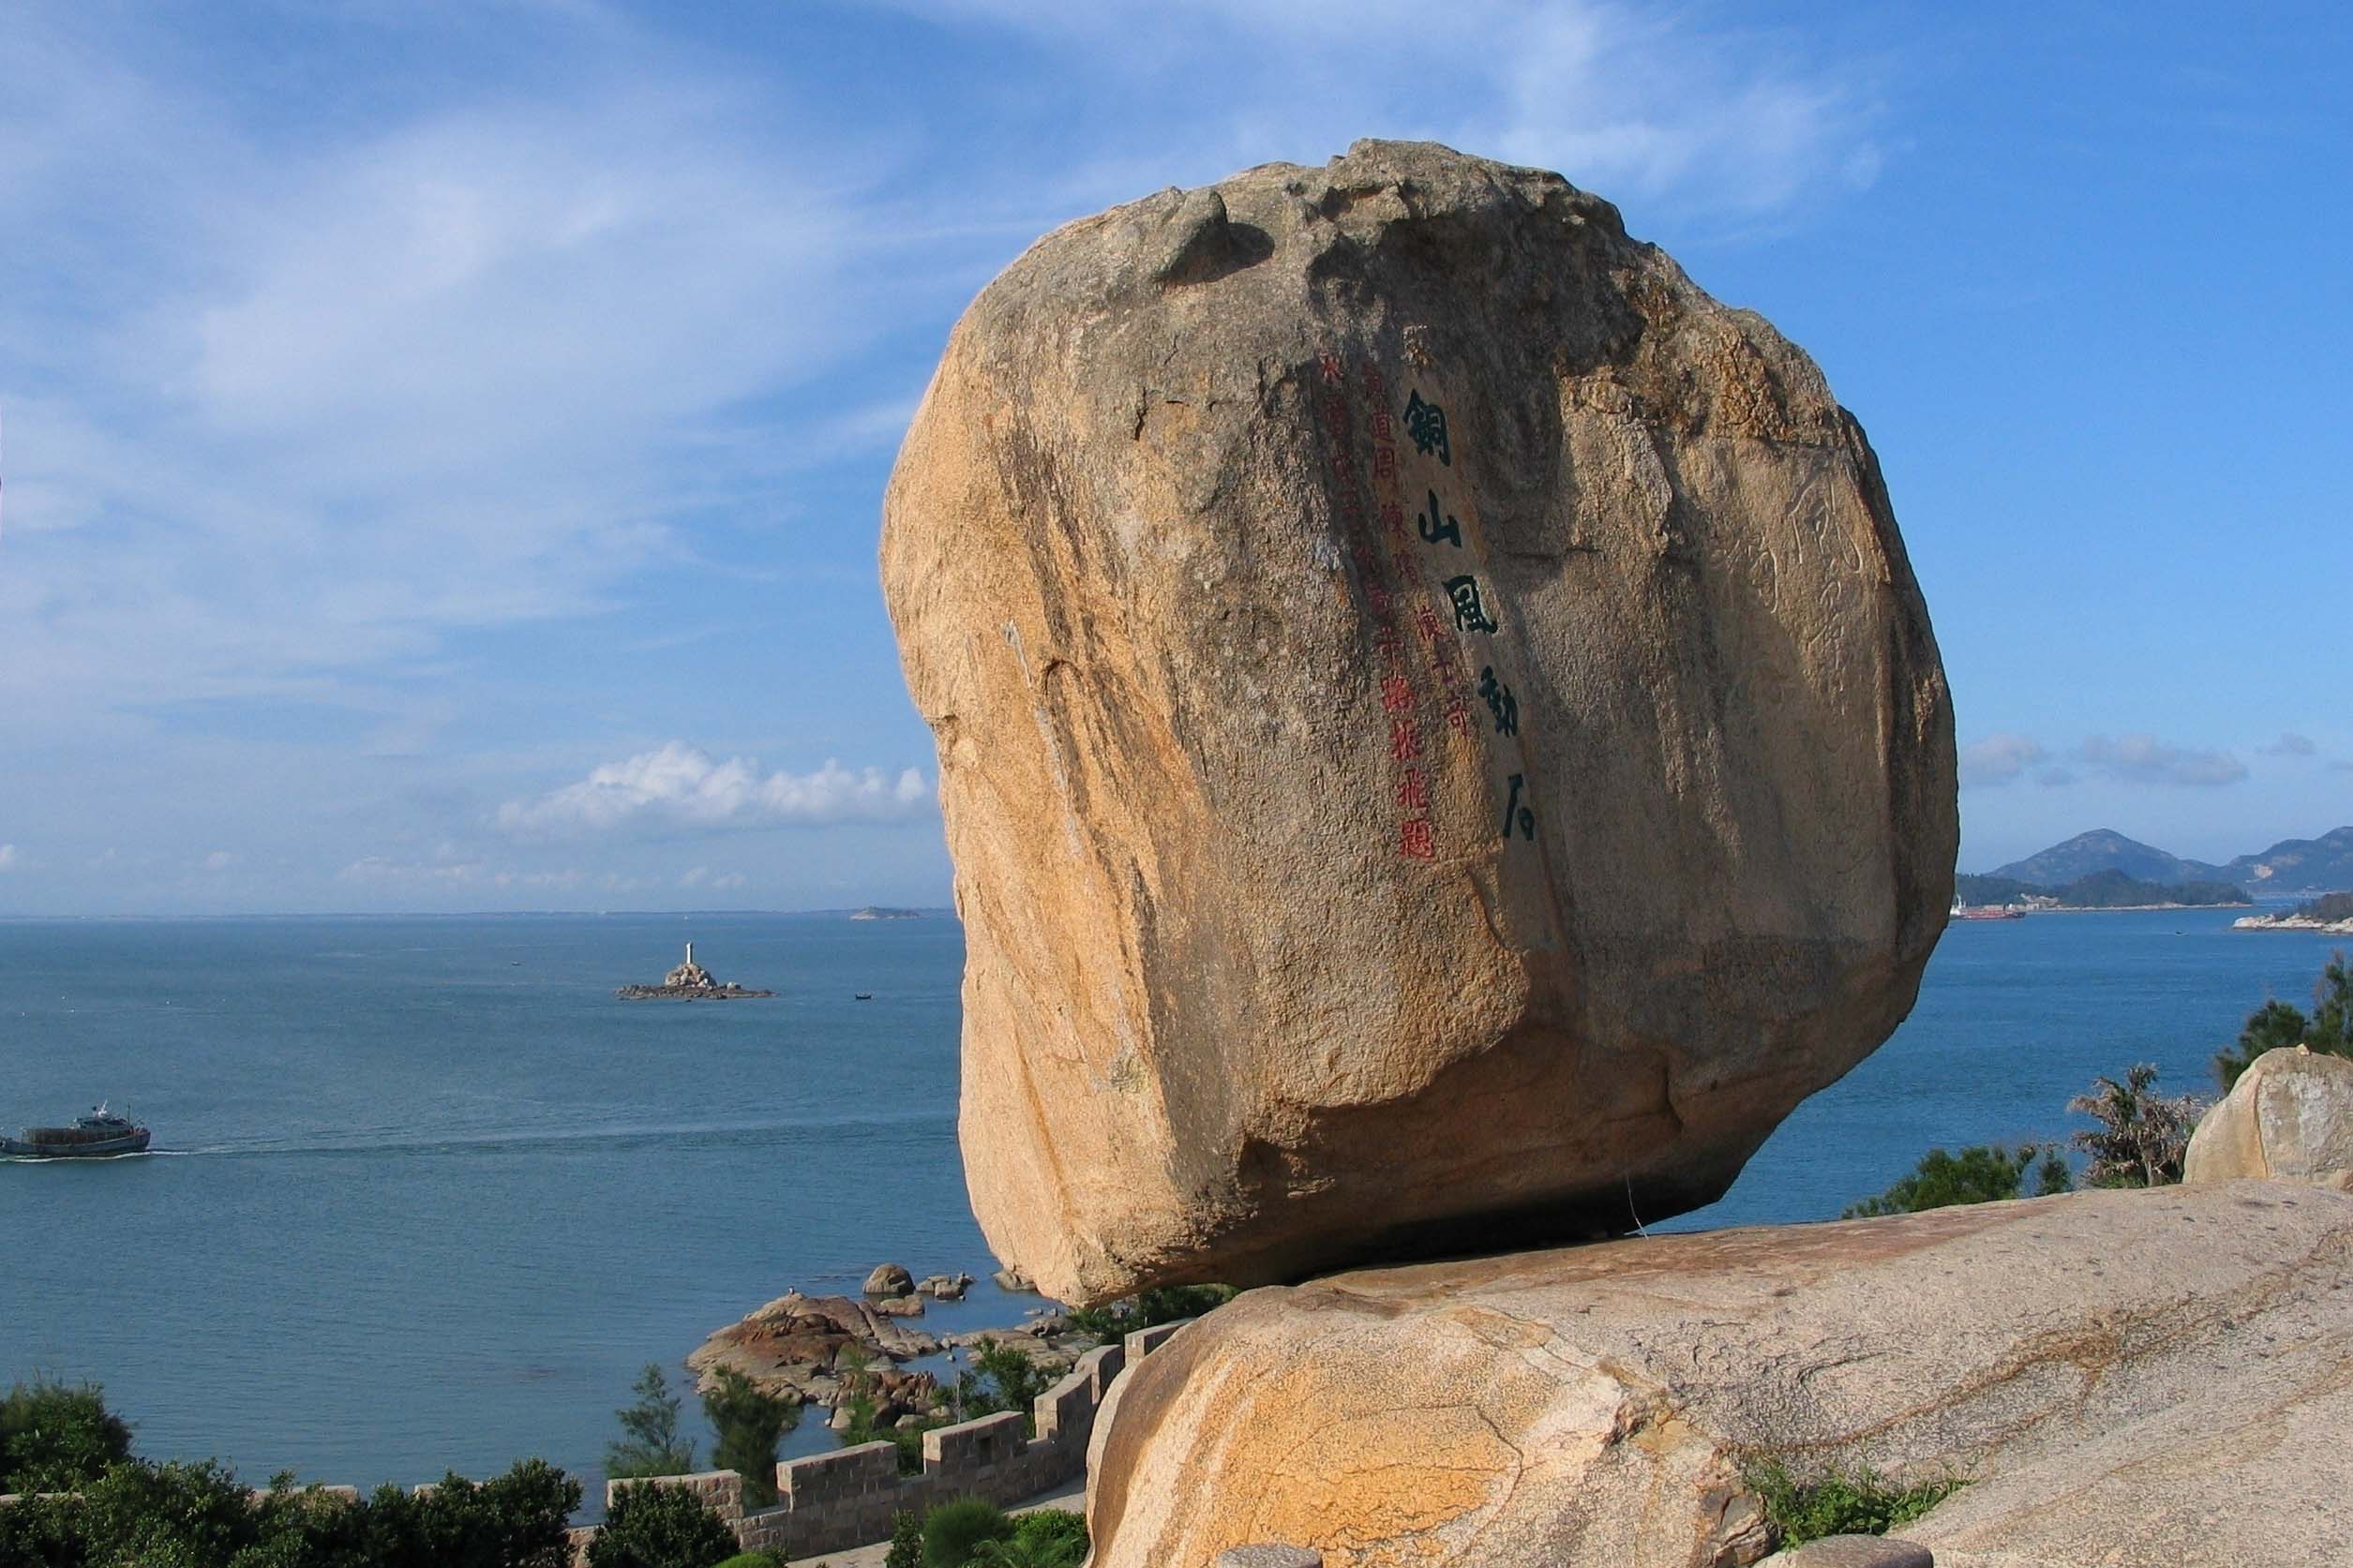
top-left (0, 907), bottom-right (2345, 1494)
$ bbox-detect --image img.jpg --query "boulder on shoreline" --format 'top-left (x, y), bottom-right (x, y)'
top-left (883, 138), bottom-right (1956, 1304)
top-left (1083, 1184), bottom-right (2353, 1568)
top-left (2185, 1045), bottom-right (2353, 1189)
top-left (862, 1262), bottom-right (915, 1296)
top-left (686, 1291), bottom-right (941, 1410)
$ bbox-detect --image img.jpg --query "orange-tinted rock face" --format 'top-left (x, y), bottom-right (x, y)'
top-left (1084, 1185), bottom-right (2353, 1568)
top-left (883, 139), bottom-right (1956, 1305)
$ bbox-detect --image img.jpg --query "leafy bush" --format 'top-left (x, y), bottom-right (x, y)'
top-left (2216, 952), bottom-right (2353, 1091)
top-left (1746, 1458), bottom-right (1962, 1547)
top-left (832, 1393), bottom-right (937, 1476)
top-left (1062, 1285), bottom-right (1236, 1341)
top-left (586, 1482), bottom-right (740, 1568)
top-left (607, 1365), bottom-right (697, 1481)
top-left (883, 1509), bottom-right (923, 1568)
top-left (0, 1379), bottom-right (132, 1493)
top-left (920, 1496), bottom-right (1012, 1568)
top-left (1841, 1143), bottom-right (2069, 1218)
top-left (948, 1339), bottom-right (1055, 1436)
top-left (699, 1370), bottom-right (798, 1507)
top-left (0, 1456), bottom-right (580, 1568)
top-left (2069, 1064), bottom-right (2202, 1187)
top-left (969, 1509), bottom-right (1087, 1566)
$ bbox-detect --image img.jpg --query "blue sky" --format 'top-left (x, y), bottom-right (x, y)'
top-left (0, 0), bottom-right (2345, 915)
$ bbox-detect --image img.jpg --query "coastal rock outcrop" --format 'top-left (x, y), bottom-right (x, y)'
top-left (1083, 1184), bottom-right (2353, 1568)
top-left (882, 138), bottom-right (1957, 1302)
top-left (863, 1262), bottom-right (915, 1296)
top-left (687, 1291), bottom-right (941, 1410)
top-left (2183, 1044), bottom-right (2353, 1188)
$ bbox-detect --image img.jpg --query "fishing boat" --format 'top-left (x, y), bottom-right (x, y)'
top-left (3, 1103), bottom-right (152, 1157)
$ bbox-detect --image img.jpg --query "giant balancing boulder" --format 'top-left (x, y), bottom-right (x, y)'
top-left (881, 139), bottom-right (1957, 1304)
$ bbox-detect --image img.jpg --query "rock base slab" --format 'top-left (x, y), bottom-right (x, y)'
top-left (1084, 1184), bottom-right (2353, 1568)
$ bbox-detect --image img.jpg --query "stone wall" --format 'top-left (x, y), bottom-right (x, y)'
top-left (0, 1323), bottom-right (1190, 1563)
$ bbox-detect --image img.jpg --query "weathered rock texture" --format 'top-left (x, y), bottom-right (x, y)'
top-left (2184, 1044), bottom-right (2353, 1189)
top-left (1083, 1184), bottom-right (2353, 1568)
top-left (883, 139), bottom-right (1956, 1303)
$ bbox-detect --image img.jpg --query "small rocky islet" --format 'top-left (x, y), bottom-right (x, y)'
top-left (684, 1262), bottom-right (1096, 1432)
top-left (613, 942), bottom-right (775, 1000)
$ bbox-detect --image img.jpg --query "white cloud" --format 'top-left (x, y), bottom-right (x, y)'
top-left (0, 12), bottom-right (891, 735)
top-left (712, 872), bottom-right (747, 890)
top-left (2077, 734), bottom-right (2248, 788)
top-left (1960, 732), bottom-right (2046, 787)
top-left (0, 844), bottom-right (17, 871)
top-left (202, 849), bottom-right (236, 871)
top-left (498, 743), bottom-right (932, 836)
top-left (2258, 731), bottom-right (2317, 757)
top-left (892, 0), bottom-right (1887, 226)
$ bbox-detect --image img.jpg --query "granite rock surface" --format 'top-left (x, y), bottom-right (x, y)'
top-left (883, 139), bottom-right (1956, 1302)
top-left (2184, 1044), bottom-right (2353, 1188)
top-left (1083, 1184), bottom-right (2353, 1568)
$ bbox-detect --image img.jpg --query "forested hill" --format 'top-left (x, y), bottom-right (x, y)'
top-left (2219, 827), bottom-right (2353, 893)
top-left (1988, 826), bottom-right (2353, 891)
top-left (1988, 829), bottom-right (2221, 887)
top-left (1955, 869), bottom-right (2252, 909)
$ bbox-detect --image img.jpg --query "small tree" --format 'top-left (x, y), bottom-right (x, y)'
top-left (700, 1370), bottom-right (798, 1508)
top-left (2069, 1064), bottom-right (2202, 1187)
top-left (884, 1509), bottom-right (924, 1568)
top-left (951, 1339), bottom-right (1052, 1434)
top-left (921, 1497), bottom-right (1013, 1568)
top-left (1841, 1143), bottom-right (2069, 1219)
top-left (588, 1482), bottom-right (740, 1568)
top-left (1063, 1284), bottom-right (1236, 1341)
top-left (0, 1379), bottom-right (133, 1492)
top-left (607, 1365), bottom-right (697, 1481)
top-left (2214, 952), bottom-right (2353, 1091)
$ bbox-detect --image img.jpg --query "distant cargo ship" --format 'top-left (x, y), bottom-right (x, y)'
top-left (4, 1103), bottom-right (151, 1157)
top-left (1951, 901), bottom-right (2028, 921)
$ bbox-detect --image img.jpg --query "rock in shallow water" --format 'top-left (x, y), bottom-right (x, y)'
top-left (1081, 1183), bottom-right (2353, 1568)
top-left (883, 138), bottom-right (1956, 1304)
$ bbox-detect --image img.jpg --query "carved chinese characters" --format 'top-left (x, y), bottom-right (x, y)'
top-left (882, 141), bottom-right (1956, 1303)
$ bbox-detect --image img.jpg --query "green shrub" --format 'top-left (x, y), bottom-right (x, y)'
top-left (2068, 1064), bottom-right (2202, 1187)
top-left (2216, 952), bottom-right (2353, 1091)
top-left (977, 1508), bottom-right (1087, 1566)
top-left (412, 1459), bottom-right (581, 1567)
top-left (920, 1496), bottom-right (1012, 1568)
top-left (950, 1339), bottom-right (1054, 1435)
top-left (607, 1365), bottom-right (697, 1481)
top-left (0, 1489), bottom-right (86, 1568)
top-left (1746, 1458), bottom-right (1962, 1547)
top-left (883, 1509), bottom-right (923, 1568)
top-left (700, 1370), bottom-right (798, 1507)
top-left (833, 1395), bottom-right (938, 1476)
top-left (0, 1451), bottom-right (578, 1568)
top-left (1841, 1143), bottom-right (2068, 1218)
top-left (0, 1380), bottom-right (133, 1493)
top-left (1063, 1284), bottom-right (1236, 1341)
top-left (587, 1481), bottom-right (740, 1568)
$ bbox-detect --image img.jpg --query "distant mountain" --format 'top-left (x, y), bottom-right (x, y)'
top-left (2215, 828), bottom-right (2353, 894)
top-left (1984, 826), bottom-right (2353, 894)
top-left (2051, 870), bottom-right (2250, 909)
top-left (1988, 829), bottom-right (2223, 887)
top-left (1955, 869), bottom-right (2250, 910)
